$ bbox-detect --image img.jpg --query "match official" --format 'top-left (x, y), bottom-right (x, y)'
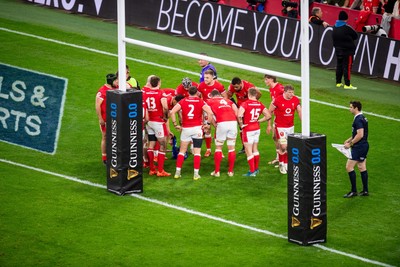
top-left (343, 101), bottom-right (369, 198)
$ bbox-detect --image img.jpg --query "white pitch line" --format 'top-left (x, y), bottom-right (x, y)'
top-left (0, 158), bottom-right (395, 267)
top-left (1, 27), bottom-right (399, 123)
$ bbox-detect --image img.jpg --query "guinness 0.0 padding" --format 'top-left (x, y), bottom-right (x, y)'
top-left (106, 90), bottom-right (143, 195)
top-left (288, 133), bottom-right (327, 245)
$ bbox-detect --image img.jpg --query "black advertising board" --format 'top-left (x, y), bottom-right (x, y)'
top-left (25, 0), bottom-right (400, 82)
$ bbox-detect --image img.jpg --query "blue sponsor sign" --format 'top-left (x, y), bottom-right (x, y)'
top-left (0, 63), bottom-right (68, 154)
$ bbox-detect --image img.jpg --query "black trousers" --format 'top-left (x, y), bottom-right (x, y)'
top-left (335, 54), bottom-right (353, 86)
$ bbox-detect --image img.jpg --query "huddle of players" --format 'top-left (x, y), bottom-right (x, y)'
top-left (96, 68), bottom-right (302, 180)
top-left (142, 70), bottom-right (302, 180)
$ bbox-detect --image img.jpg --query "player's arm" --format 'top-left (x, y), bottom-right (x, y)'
top-left (169, 103), bottom-right (182, 131)
top-left (143, 108), bottom-right (149, 125)
top-left (231, 103), bottom-right (239, 117)
top-left (266, 115), bottom-right (274, 134)
top-left (161, 97), bottom-right (169, 122)
top-left (258, 108), bottom-right (272, 123)
top-left (268, 101), bottom-right (276, 116)
top-left (202, 105), bottom-right (213, 124)
top-left (297, 104), bottom-right (302, 121)
top-left (237, 106), bottom-right (246, 129)
top-left (178, 110), bottom-right (183, 126)
top-left (226, 89), bottom-right (234, 99)
top-left (95, 95), bottom-right (105, 125)
top-left (210, 116), bottom-right (217, 128)
top-left (267, 99), bottom-right (274, 131)
top-left (256, 88), bottom-right (262, 100)
top-left (267, 102), bottom-right (277, 134)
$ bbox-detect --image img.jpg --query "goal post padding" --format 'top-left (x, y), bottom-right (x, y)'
top-left (106, 89), bottom-right (143, 195)
top-left (288, 133), bottom-right (327, 245)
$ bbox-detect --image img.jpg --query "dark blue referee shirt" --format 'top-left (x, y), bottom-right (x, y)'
top-left (352, 113), bottom-right (368, 145)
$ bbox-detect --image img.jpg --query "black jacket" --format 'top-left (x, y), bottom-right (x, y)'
top-left (332, 21), bottom-right (358, 56)
top-left (309, 15), bottom-right (324, 26)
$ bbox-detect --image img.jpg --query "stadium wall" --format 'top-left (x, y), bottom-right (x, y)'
top-left (25, 0), bottom-right (400, 82)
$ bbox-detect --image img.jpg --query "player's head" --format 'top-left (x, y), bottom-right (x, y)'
top-left (350, 100), bottom-right (362, 111)
top-left (264, 74), bottom-right (277, 85)
top-left (204, 69), bottom-right (214, 84)
top-left (188, 86), bottom-right (198, 96)
top-left (231, 77), bottom-right (243, 91)
top-left (172, 94), bottom-right (185, 107)
top-left (106, 73), bottom-right (118, 87)
top-left (174, 94), bottom-right (185, 103)
top-left (149, 75), bottom-right (161, 88)
top-left (182, 77), bottom-right (192, 89)
top-left (210, 89), bottom-right (221, 98)
top-left (145, 75), bottom-right (156, 87)
top-left (248, 87), bottom-right (258, 98)
top-left (283, 84), bottom-right (295, 99)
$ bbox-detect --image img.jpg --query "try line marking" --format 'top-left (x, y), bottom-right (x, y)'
top-left (1, 27), bottom-right (399, 123)
top-left (0, 158), bottom-right (395, 267)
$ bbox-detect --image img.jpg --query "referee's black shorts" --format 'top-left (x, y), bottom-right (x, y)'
top-left (351, 143), bottom-right (369, 162)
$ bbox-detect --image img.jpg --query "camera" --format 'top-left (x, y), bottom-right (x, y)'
top-left (362, 25), bottom-right (380, 32)
top-left (282, 1), bottom-right (298, 8)
top-left (362, 25), bottom-right (387, 37)
top-left (362, 18), bottom-right (387, 37)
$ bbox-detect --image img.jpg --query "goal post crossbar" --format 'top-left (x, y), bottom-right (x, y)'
top-left (122, 37), bottom-right (302, 82)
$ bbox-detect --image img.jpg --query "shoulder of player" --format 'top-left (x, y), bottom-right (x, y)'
top-left (161, 88), bottom-right (176, 96)
top-left (98, 84), bottom-right (109, 91)
top-left (243, 80), bottom-right (255, 88)
top-left (97, 85), bottom-right (110, 95)
top-left (271, 95), bottom-right (282, 106)
top-left (215, 80), bottom-right (224, 87)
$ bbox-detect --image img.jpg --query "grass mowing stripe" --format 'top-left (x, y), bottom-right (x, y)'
top-left (1, 26), bottom-right (399, 123)
top-left (308, 99), bottom-right (400, 122)
top-left (0, 158), bottom-right (394, 267)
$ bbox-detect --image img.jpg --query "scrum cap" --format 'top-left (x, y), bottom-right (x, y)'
top-left (182, 77), bottom-right (192, 88)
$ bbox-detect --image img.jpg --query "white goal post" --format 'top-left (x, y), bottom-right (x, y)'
top-left (117, 0), bottom-right (310, 136)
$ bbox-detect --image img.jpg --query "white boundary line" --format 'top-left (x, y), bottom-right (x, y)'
top-left (0, 158), bottom-right (395, 267)
top-left (1, 27), bottom-right (399, 123)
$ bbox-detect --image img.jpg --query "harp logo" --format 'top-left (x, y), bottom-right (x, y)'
top-left (110, 168), bottom-right (118, 178)
top-left (127, 169), bottom-right (139, 180)
top-left (291, 216), bottom-right (300, 227)
top-left (310, 217), bottom-right (322, 229)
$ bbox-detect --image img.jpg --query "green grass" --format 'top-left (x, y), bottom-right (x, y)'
top-left (1, 0), bottom-right (400, 266)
